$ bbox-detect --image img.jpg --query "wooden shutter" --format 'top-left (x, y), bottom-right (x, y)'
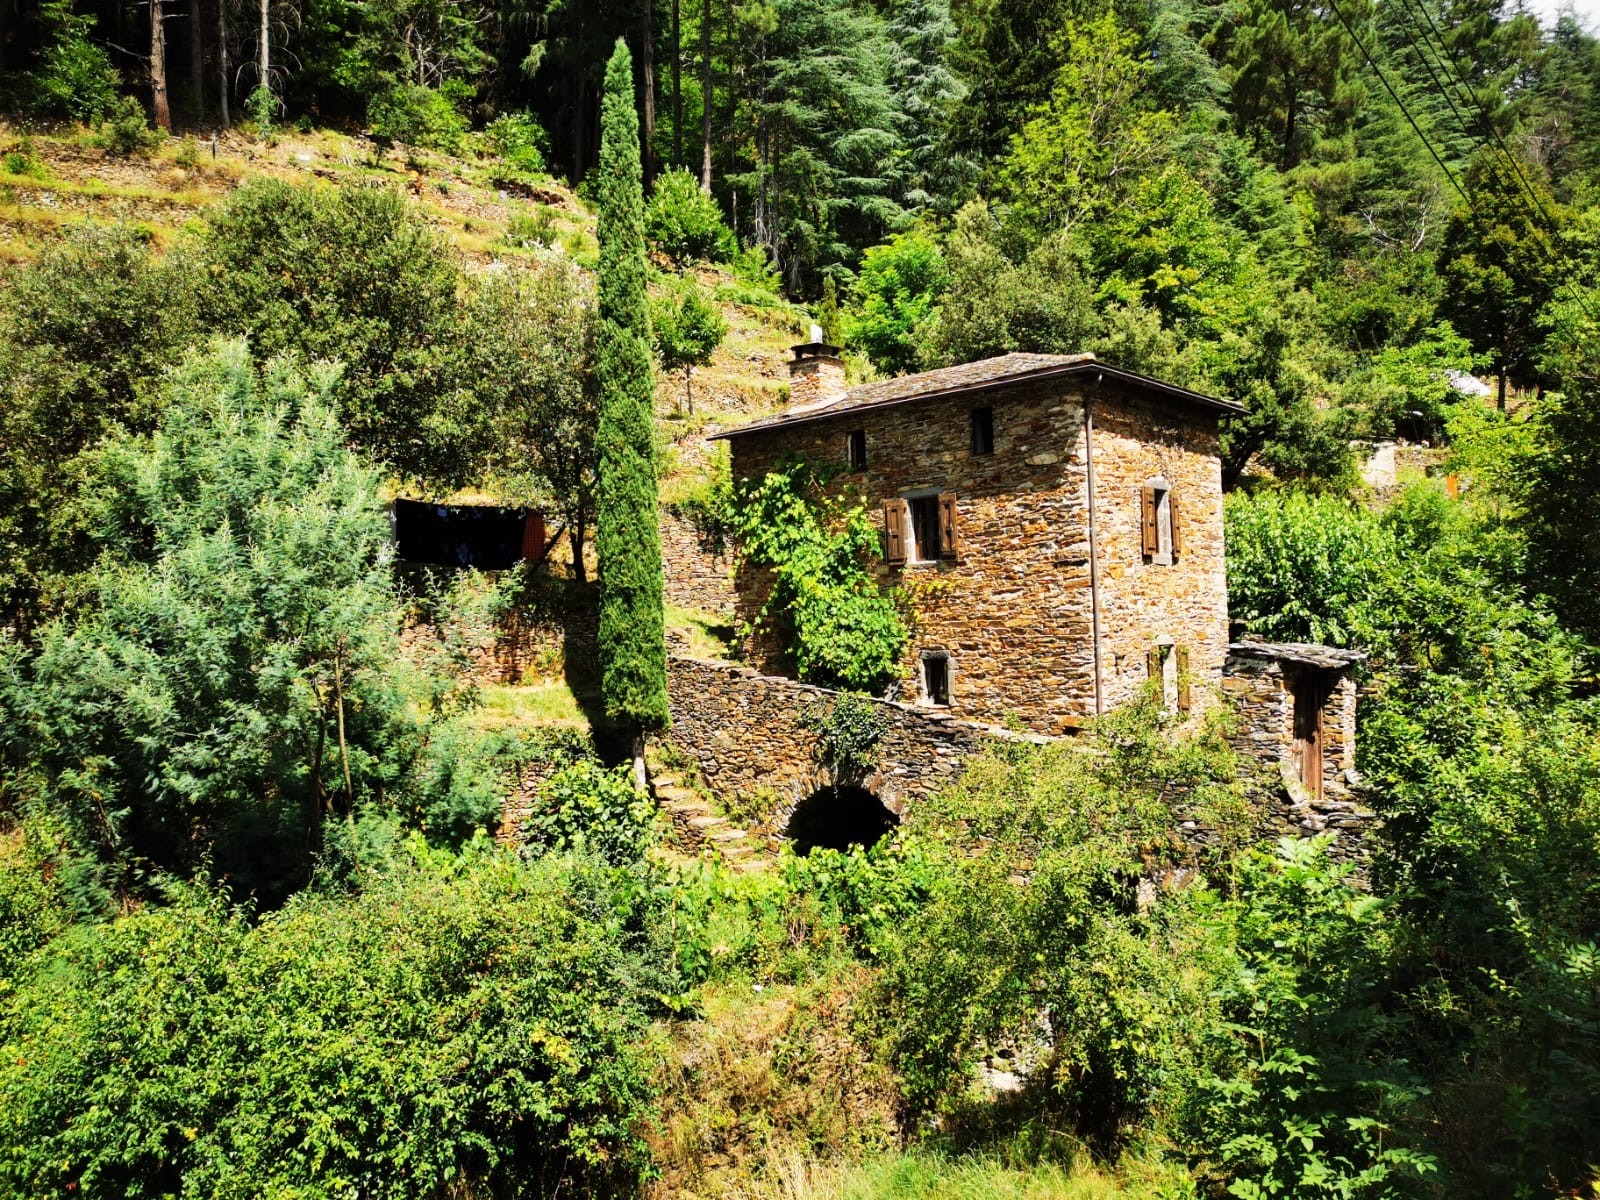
top-left (938, 494), bottom-right (959, 560)
top-left (1146, 647), bottom-right (1160, 680)
top-left (1169, 491), bottom-right (1182, 559)
top-left (1177, 645), bottom-right (1191, 712)
top-left (1140, 486), bottom-right (1159, 559)
top-left (884, 500), bottom-right (907, 565)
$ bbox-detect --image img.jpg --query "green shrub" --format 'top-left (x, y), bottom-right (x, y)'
top-left (368, 83), bottom-right (468, 152)
top-left (21, 1), bottom-right (122, 123)
top-left (523, 760), bottom-right (658, 867)
top-left (645, 167), bottom-right (735, 264)
top-left (0, 343), bottom-right (478, 906)
top-left (0, 843), bottom-right (665, 1199)
top-left (484, 111), bottom-right (548, 175)
top-left (505, 203), bottom-right (559, 248)
top-left (94, 95), bottom-right (161, 158)
top-left (845, 231), bottom-right (949, 374)
top-left (1191, 838), bottom-right (1437, 1199)
top-left (877, 706), bottom-right (1239, 1131)
top-left (244, 84), bottom-right (276, 135)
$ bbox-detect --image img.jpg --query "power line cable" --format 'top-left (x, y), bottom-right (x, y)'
top-left (1394, 0), bottom-right (1600, 323)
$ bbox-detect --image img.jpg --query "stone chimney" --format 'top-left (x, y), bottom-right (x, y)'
top-left (788, 326), bottom-right (847, 411)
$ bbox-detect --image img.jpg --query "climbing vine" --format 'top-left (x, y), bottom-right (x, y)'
top-left (725, 459), bottom-right (908, 693)
top-left (800, 692), bottom-right (891, 779)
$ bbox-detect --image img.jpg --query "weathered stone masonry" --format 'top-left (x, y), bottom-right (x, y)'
top-left (719, 360), bottom-right (1233, 735)
top-left (664, 654), bottom-right (1042, 838)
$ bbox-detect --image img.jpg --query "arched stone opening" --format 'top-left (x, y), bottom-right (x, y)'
top-left (783, 784), bottom-right (899, 855)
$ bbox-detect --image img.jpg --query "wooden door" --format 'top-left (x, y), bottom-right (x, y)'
top-left (1292, 673), bottom-right (1327, 802)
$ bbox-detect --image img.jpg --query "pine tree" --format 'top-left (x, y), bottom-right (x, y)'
top-left (595, 37), bottom-right (669, 768)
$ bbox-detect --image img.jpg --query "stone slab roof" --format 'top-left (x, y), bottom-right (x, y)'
top-left (710, 352), bottom-right (1245, 441)
top-left (1228, 641), bottom-right (1369, 670)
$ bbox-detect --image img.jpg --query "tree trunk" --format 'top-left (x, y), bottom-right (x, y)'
top-left (700, 0), bottom-right (712, 191)
top-left (1498, 365), bottom-right (1508, 413)
top-left (671, 0), bottom-right (681, 168)
top-left (641, 0), bottom-right (657, 184)
top-left (258, 0), bottom-right (270, 103)
top-left (151, 0), bottom-right (173, 130)
top-left (189, 0), bottom-right (207, 124)
top-left (218, 0), bottom-right (231, 126)
top-left (569, 522), bottom-right (588, 583)
top-left (631, 732), bottom-right (647, 792)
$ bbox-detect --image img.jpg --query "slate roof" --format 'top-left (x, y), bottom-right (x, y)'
top-left (709, 351), bottom-right (1245, 441)
top-left (1228, 642), bottom-right (1369, 670)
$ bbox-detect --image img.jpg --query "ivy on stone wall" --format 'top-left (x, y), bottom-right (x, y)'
top-left (726, 459), bottom-right (907, 693)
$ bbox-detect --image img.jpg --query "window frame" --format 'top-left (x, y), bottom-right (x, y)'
top-left (1140, 479), bottom-right (1180, 565)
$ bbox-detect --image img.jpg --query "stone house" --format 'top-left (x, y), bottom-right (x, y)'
top-left (713, 344), bottom-right (1242, 736)
top-left (703, 342), bottom-right (1366, 813)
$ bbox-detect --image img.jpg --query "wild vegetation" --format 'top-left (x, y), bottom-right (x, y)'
top-left (1, 0), bottom-right (1599, 1195)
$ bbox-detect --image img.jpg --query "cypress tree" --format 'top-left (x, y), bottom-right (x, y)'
top-left (595, 37), bottom-right (670, 764)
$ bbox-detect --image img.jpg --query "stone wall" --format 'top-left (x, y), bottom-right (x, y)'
top-left (663, 654), bottom-right (1041, 838)
top-left (665, 651), bottom-right (1377, 866)
top-left (660, 509), bottom-right (736, 616)
top-left (725, 376), bottom-right (1229, 733)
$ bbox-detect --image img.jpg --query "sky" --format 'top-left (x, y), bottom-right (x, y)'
top-left (1523, 0), bottom-right (1600, 32)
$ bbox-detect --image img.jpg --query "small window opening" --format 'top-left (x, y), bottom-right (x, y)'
top-left (907, 496), bottom-right (940, 562)
top-left (971, 407), bottom-right (995, 455)
top-left (847, 429), bottom-right (867, 472)
top-left (921, 651), bottom-right (951, 707)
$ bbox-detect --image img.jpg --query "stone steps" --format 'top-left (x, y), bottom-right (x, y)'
top-left (643, 749), bottom-right (770, 871)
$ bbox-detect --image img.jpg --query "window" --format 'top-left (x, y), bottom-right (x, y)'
top-left (1140, 481), bottom-right (1181, 565)
top-left (921, 651), bottom-right (951, 706)
top-left (970, 407), bottom-right (994, 455)
top-left (847, 429), bottom-right (867, 472)
top-left (907, 496), bottom-right (940, 562)
top-left (885, 494), bottom-right (959, 565)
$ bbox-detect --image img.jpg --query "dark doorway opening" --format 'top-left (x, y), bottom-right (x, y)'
top-left (784, 785), bottom-right (898, 854)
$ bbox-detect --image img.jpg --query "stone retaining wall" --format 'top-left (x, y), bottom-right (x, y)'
top-left (660, 510), bottom-right (736, 616)
top-left (663, 654), bottom-right (1042, 837)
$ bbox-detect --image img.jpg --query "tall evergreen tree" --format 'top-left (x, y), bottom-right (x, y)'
top-left (594, 36), bottom-right (669, 770)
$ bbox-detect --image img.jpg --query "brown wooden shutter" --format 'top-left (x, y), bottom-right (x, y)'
top-left (1177, 645), bottom-right (1191, 712)
top-left (1147, 647), bottom-right (1160, 680)
top-left (1140, 486), bottom-right (1159, 559)
top-left (938, 493), bottom-right (959, 560)
top-left (884, 500), bottom-right (907, 565)
top-left (1169, 491), bottom-right (1182, 559)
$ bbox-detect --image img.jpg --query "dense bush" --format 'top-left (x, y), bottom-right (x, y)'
top-left (483, 110), bottom-right (549, 175)
top-left (844, 231), bottom-right (948, 375)
top-left (877, 698), bottom-right (1242, 1132)
top-left (17, 0), bottom-right (122, 122)
top-left (368, 82), bottom-right (470, 151)
top-left (190, 179), bottom-right (472, 486)
top-left (645, 168), bottom-right (735, 264)
top-left (523, 760), bottom-right (659, 867)
top-left (0, 344), bottom-right (499, 906)
top-left (0, 841), bottom-right (666, 1199)
top-left (0, 224), bottom-right (197, 629)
